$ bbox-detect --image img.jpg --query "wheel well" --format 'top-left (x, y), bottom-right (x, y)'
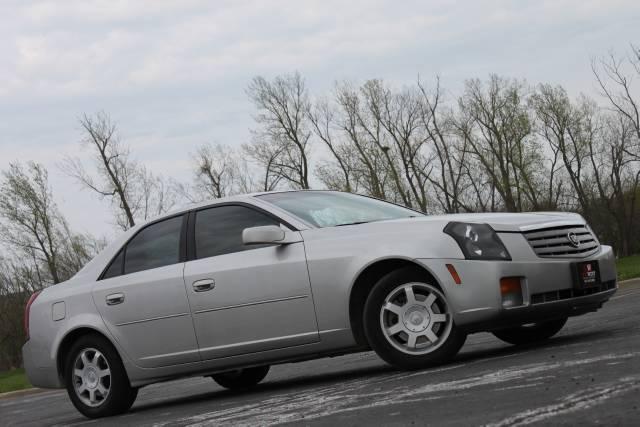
top-left (348, 259), bottom-right (441, 347)
top-left (56, 328), bottom-right (115, 385)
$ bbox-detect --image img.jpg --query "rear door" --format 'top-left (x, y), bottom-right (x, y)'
top-left (93, 215), bottom-right (200, 368)
top-left (183, 204), bottom-right (319, 360)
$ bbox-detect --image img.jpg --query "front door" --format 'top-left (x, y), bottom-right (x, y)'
top-left (93, 215), bottom-right (200, 368)
top-left (183, 204), bottom-right (319, 360)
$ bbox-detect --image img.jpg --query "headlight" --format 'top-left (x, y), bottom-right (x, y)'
top-left (444, 222), bottom-right (511, 261)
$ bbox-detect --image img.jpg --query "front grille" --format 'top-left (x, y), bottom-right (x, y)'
top-left (523, 224), bottom-right (599, 258)
top-left (530, 280), bottom-right (616, 304)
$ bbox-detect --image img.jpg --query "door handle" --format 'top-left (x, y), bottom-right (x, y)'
top-left (106, 293), bottom-right (125, 306)
top-left (192, 279), bottom-right (215, 292)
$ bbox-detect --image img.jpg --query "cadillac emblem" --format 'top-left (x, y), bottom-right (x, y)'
top-left (567, 232), bottom-right (580, 248)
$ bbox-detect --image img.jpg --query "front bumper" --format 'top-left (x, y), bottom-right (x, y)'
top-left (416, 244), bottom-right (617, 332)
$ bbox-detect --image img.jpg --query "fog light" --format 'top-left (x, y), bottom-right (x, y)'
top-left (500, 277), bottom-right (523, 308)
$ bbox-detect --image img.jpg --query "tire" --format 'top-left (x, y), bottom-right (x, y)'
top-left (363, 267), bottom-right (466, 370)
top-left (64, 334), bottom-right (137, 419)
top-left (492, 318), bottom-right (568, 345)
top-left (212, 366), bottom-right (270, 390)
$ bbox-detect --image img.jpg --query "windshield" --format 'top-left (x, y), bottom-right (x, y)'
top-left (258, 191), bottom-right (423, 228)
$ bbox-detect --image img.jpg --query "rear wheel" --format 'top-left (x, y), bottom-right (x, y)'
top-left (363, 267), bottom-right (466, 370)
top-left (64, 334), bottom-right (137, 418)
top-left (492, 318), bottom-right (568, 345)
top-left (212, 366), bottom-right (270, 390)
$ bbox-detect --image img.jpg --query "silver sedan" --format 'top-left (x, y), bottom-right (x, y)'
top-left (22, 190), bottom-right (617, 418)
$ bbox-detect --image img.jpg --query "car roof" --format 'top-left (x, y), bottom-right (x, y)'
top-left (161, 189), bottom-right (338, 218)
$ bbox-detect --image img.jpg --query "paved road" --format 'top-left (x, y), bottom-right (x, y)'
top-left (3, 281), bottom-right (640, 427)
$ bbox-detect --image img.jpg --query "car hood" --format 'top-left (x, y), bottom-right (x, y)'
top-left (308, 212), bottom-right (586, 237)
top-left (398, 211), bottom-right (586, 232)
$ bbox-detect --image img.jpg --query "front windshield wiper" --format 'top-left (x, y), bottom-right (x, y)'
top-left (334, 216), bottom-right (419, 227)
top-left (334, 221), bottom-right (372, 227)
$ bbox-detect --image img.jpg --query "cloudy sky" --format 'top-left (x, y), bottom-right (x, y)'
top-left (1, 0), bottom-right (639, 238)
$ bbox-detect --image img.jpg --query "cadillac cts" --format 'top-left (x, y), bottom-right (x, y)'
top-left (23, 191), bottom-right (617, 418)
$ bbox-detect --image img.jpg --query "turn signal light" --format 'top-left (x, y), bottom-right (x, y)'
top-left (500, 277), bottom-right (523, 308)
top-left (446, 264), bottom-right (462, 285)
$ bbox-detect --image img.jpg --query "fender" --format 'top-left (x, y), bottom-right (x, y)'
top-left (301, 220), bottom-right (464, 334)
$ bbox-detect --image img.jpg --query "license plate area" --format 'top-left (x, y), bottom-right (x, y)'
top-left (571, 260), bottom-right (601, 288)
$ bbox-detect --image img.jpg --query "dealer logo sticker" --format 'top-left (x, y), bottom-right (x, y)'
top-left (581, 263), bottom-right (597, 284)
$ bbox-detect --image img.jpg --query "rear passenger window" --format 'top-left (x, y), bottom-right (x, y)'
top-left (124, 216), bottom-right (183, 274)
top-left (195, 205), bottom-right (280, 259)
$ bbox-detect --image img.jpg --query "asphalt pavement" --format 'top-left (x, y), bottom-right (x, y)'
top-left (2, 280), bottom-right (640, 427)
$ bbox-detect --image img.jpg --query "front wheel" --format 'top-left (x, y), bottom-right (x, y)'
top-left (492, 318), bottom-right (568, 345)
top-left (64, 334), bottom-right (137, 418)
top-left (212, 366), bottom-right (270, 390)
top-left (363, 267), bottom-right (466, 370)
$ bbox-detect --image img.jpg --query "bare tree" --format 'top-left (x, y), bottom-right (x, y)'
top-left (356, 80), bottom-right (414, 207)
top-left (194, 144), bottom-right (231, 198)
top-left (454, 75), bottom-right (544, 212)
top-left (592, 46), bottom-right (640, 144)
top-left (588, 113), bottom-right (640, 256)
top-left (138, 168), bottom-right (179, 221)
top-left (63, 112), bottom-right (137, 228)
top-left (63, 112), bottom-right (176, 229)
top-left (246, 73), bottom-right (312, 189)
top-left (417, 77), bottom-right (474, 213)
top-left (190, 143), bottom-right (257, 200)
top-left (588, 47), bottom-right (640, 255)
top-left (374, 82), bottom-right (432, 211)
top-left (57, 228), bottom-right (105, 279)
top-left (242, 138), bottom-right (284, 192)
top-left (530, 85), bottom-right (596, 212)
top-left (335, 82), bottom-right (390, 199)
top-left (308, 98), bottom-right (353, 192)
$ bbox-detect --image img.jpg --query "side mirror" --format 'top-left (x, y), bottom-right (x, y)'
top-left (243, 225), bottom-right (301, 245)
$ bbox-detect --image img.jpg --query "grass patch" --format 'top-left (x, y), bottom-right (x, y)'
top-left (0, 368), bottom-right (31, 394)
top-left (616, 254), bottom-right (640, 281)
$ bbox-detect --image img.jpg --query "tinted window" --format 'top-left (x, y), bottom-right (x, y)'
top-left (102, 250), bottom-right (124, 279)
top-left (124, 216), bottom-right (183, 274)
top-left (195, 205), bottom-right (279, 258)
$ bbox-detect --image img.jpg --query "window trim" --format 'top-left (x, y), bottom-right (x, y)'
top-left (98, 213), bottom-right (188, 280)
top-left (187, 202), bottom-right (294, 262)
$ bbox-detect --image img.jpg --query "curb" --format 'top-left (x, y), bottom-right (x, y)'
top-left (0, 387), bottom-right (54, 400)
top-left (619, 277), bottom-right (640, 287)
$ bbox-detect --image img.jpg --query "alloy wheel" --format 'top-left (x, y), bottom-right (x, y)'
top-left (72, 348), bottom-right (111, 407)
top-left (379, 282), bottom-right (453, 355)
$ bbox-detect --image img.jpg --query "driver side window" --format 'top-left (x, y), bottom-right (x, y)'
top-left (194, 205), bottom-right (280, 259)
